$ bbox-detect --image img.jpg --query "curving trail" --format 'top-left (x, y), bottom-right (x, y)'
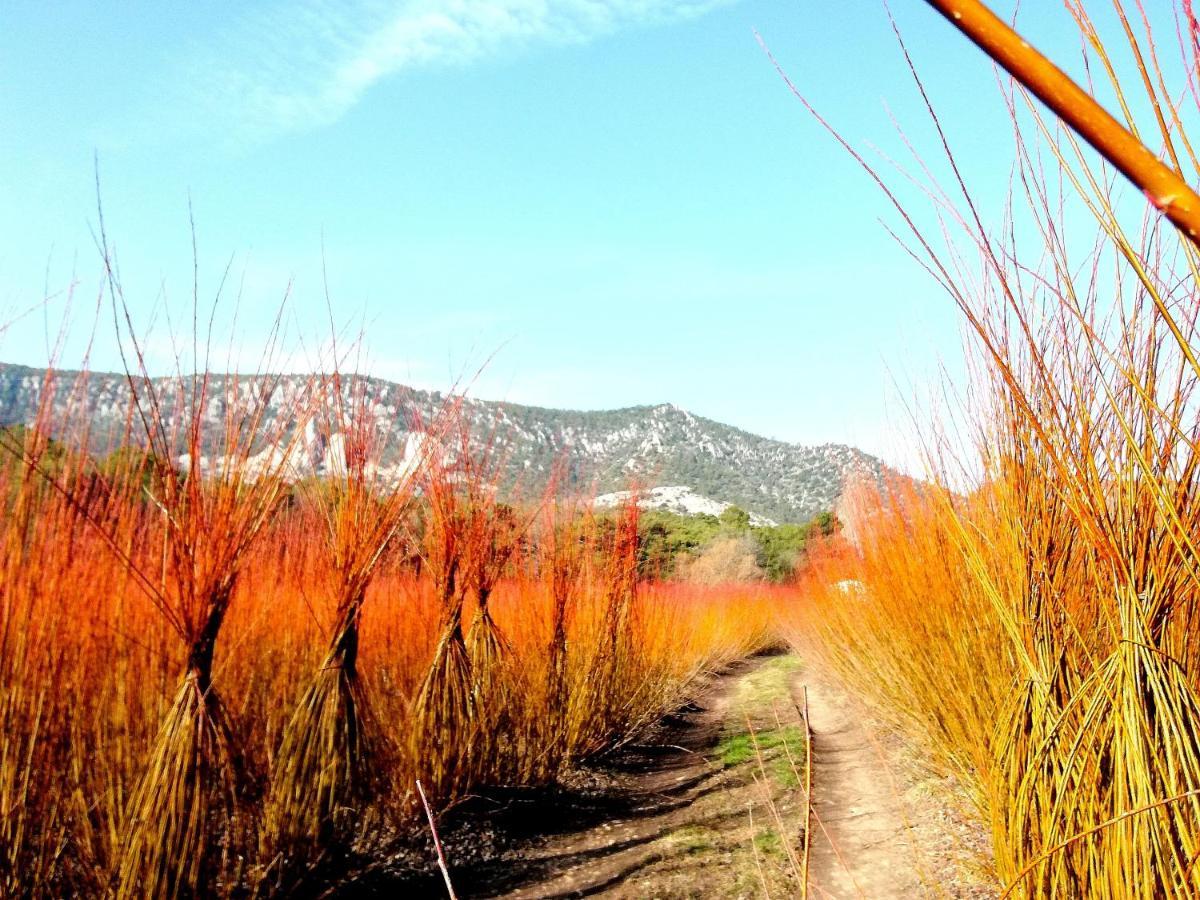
top-left (384, 652), bottom-right (995, 898)
top-left (474, 653), bottom-right (808, 899)
top-left (799, 664), bottom-right (997, 899)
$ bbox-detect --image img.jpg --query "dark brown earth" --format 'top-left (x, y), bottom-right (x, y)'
top-left (373, 652), bottom-right (806, 898)
top-left (367, 652), bottom-right (995, 899)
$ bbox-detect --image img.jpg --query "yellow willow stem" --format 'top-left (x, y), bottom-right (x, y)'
top-left (923, 0), bottom-right (1200, 245)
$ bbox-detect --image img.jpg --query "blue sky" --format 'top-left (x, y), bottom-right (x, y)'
top-left (0, 1), bottom-right (1119, 463)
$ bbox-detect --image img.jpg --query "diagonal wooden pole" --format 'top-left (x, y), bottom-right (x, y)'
top-left (922, 0), bottom-right (1200, 247)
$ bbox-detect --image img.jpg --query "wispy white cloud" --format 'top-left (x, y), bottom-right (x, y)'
top-left (184, 0), bottom-right (733, 142)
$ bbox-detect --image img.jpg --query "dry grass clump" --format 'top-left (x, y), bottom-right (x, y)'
top-left (536, 494), bottom-right (592, 775)
top-left (406, 413), bottom-right (481, 802)
top-left (677, 534), bottom-right (765, 586)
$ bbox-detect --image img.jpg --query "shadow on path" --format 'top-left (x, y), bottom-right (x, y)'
top-left (357, 652), bottom-right (782, 899)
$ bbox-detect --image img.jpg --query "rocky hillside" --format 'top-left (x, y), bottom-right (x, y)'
top-left (594, 485), bottom-right (780, 526)
top-left (0, 363), bottom-right (892, 523)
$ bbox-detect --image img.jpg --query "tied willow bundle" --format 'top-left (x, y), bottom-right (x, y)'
top-left (115, 367), bottom-right (308, 900)
top-left (262, 374), bottom-right (436, 887)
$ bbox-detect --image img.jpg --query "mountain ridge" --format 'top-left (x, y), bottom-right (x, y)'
top-left (0, 362), bottom-right (893, 523)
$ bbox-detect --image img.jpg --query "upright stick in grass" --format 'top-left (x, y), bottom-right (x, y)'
top-left (262, 372), bottom-right (435, 882)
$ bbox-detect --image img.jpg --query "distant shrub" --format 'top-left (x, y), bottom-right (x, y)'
top-left (677, 534), bottom-right (764, 585)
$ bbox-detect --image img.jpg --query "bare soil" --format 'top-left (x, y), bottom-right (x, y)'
top-left (476, 653), bottom-right (807, 899)
top-left (373, 652), bottom-right (996, 899)
top-left (801, 664), bottom-right (997, 899)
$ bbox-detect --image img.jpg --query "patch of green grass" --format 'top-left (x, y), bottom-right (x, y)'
top-left (730, 654), bottom-right (801, 712)
top-left (761, 725), bottom-right (804, 752)
top-left (763, 654), bottom-right (802, 675)
top-left (717, 732), bottom-right (756, 766)
top-left (753, 829), bottom-right (784, 858)
top-left (771, 754), bottom-right (802, 789)
top-left (665, 824), bottom-right (715, 856)
top-left (716, 725), bottom-right (804, 768)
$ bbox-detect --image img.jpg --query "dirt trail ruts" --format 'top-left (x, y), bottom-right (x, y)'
top-left (380, 652), bottom-right (994, 899)
top-left (383, 652), bottom-right (807, 898)
top-left (800, 664), bottom-right (997, 899)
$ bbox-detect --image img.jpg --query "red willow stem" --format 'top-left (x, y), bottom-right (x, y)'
top-left (923, 0), bottom-right (1200, 246)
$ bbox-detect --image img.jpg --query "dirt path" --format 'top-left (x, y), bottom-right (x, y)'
top-left (800, 664), bottom-right (996, 899)
top-left (380, 652), bottom-right (809, 898)
top-left (381, 653), bottom-right (995, 898)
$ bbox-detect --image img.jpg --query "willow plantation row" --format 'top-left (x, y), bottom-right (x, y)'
top-left (0, 367), bottom-right (790, 897)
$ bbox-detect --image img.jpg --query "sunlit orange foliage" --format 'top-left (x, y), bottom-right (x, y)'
top-left (781, 3), bottom-right (1200, 892)
top-left (0, 373), bottom-right (790, 897)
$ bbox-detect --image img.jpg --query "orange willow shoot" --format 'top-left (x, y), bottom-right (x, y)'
top-left (784, 1), bottom-right (1200, 894)
top-left (922, 0), bottom-right (1200, 244)
top-left (260, 370), bottom-right (445, 886)
top-left (538, 490), bottom-right (591, 772)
